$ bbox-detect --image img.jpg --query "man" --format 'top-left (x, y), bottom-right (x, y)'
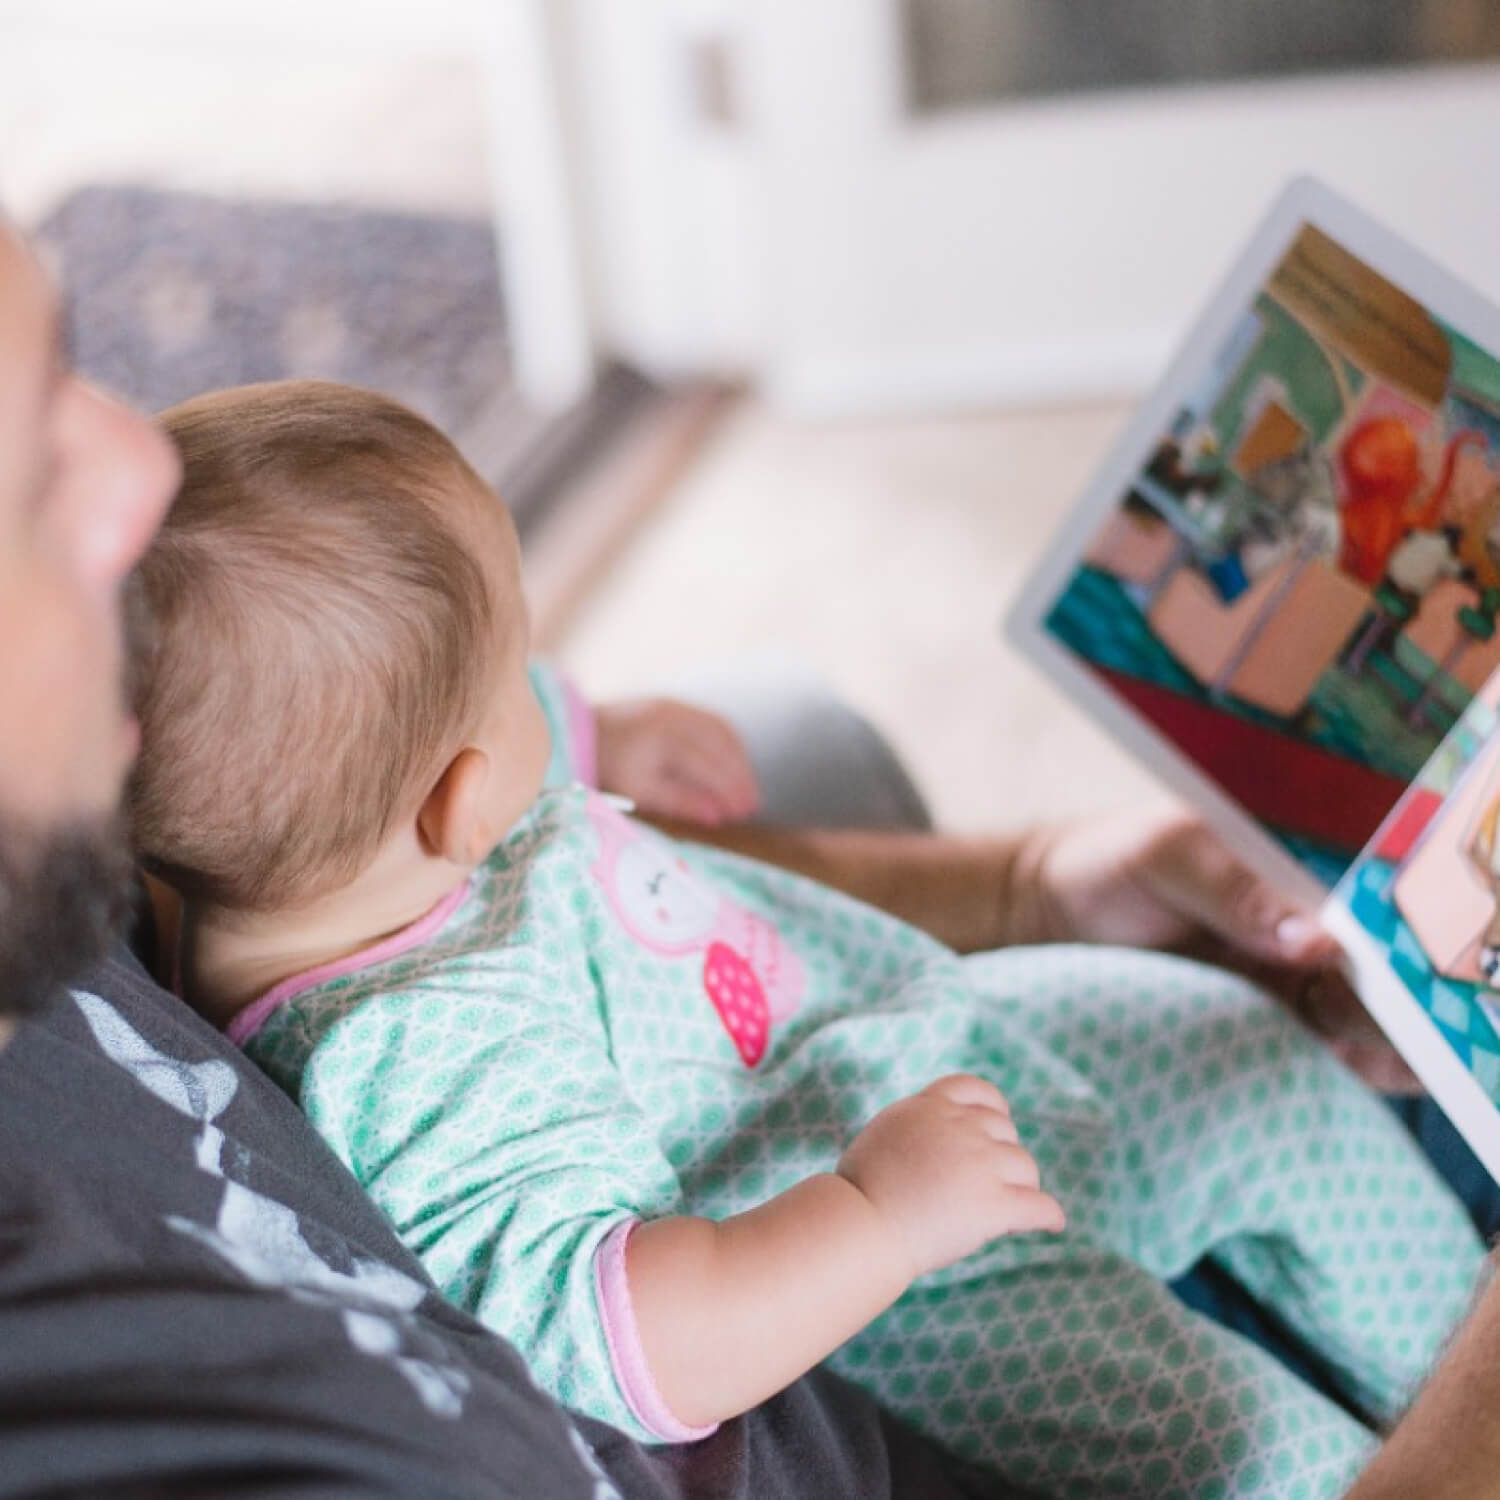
top-left (0, 224), bottom-right (177, 1033)
top-left (1345, 1270), bottom-right (1500, 1499)
top-left (0, 213), bottom-right (1001, 1499)
top-left (0, 213), bottom-right (1483, 1497)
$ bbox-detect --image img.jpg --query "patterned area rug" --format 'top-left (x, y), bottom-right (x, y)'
top-left (34, 185), bottom-right (632, 530)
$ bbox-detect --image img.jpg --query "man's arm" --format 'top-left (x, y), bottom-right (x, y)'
top-left (651, 804), bottom-right (1420, 1092)
top-left (650, 805), bottom-right (1320, 959)
top-left (648, 818), bottom-right (1056, 954)
top-left (1345, 1256), bottom-right (1500, 1499)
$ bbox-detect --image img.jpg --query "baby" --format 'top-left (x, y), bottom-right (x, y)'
top-left (130, 380), bottom-right (1483, 1500)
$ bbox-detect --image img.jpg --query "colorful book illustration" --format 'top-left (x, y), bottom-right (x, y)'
top-left (1009, 179), bottom-right (1500, 1181)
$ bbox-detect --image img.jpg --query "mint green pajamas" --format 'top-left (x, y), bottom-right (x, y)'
top-left (237, 780), bottom-right (1483, 1500)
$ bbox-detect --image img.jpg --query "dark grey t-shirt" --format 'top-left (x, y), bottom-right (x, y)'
top-left (0, 947), bottom-right (1015, 1499)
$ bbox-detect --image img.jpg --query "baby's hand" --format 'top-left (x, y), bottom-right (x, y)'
top-left (836, 1074), bottom-right (1064, 1280)
top-left (595, 698), bottom-right (760, 825)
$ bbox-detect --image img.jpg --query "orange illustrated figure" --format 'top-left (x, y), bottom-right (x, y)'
top-left (1337, 417), bottom-right (1486, 585)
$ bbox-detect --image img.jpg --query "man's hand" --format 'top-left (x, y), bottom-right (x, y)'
top-left (1025, 803), bottom-right (1420, 1092)
top-left (836, 1074), bottom-right (1065, 1279)
top-left (650, 799), bottom-right (1418, 1090)
top-left (595, 698), bottom-right (760, 826)
top-left (1345, 1250), bottom-right (1500, 1499)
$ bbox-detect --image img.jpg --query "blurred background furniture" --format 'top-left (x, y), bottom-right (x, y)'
top-left (5, 0), bottom-right (1500, 832)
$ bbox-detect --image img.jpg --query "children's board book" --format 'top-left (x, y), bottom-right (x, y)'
top-left (1007, 177), bottom-right (1500, 1183)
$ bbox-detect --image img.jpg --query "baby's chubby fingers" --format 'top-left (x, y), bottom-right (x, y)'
top-left (670, 710), bottom-right (760, 818)
top-left (921, 1072), bottom-right (1013, 1118)
top-left (926, 1075), bottom-right (1062, 1225)
top-left (989, 1139), bottom-right (1043, 1188)
top-left (654, 773), bottom-right (736, 827)
top-left (837, 1075), bottom-right (1065, 1275)
top-left (922, 1074), bottom-right (1024, 1144)
top-left (983, 1182), bottom-right (1067, 1237)
top-left (661, 757), bottom-right (746, 825)
top-left (594, 697), bottom-right (760, 824)
top-left (980, 1112), bottom-right (1022, 1147)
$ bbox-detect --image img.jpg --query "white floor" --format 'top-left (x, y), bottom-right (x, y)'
top-left (552, 399), bottom-right (1165, 834)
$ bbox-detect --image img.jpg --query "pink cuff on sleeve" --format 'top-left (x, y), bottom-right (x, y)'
top-left (594, 1219), bottom-right (719, 1444)
top-left (560, 674), bottom-right (598, 787)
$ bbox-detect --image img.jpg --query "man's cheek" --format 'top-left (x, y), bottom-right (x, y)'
top-left (0, 584), bottom-right (114, 819)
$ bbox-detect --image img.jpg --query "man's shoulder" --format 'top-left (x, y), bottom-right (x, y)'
top-left (0, 946), bottom-right (607, 1499)
top-left (0, 947), bottom-right (1002, 1500)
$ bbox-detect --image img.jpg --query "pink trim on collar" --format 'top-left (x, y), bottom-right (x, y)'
top-left (225, 879), bottom-right (472, 1046)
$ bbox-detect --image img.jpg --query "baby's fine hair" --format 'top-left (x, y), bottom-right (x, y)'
top-left (129, 380), bottom-right (496, 913)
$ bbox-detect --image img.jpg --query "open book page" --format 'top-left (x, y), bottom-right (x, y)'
top-left (1012, 181), bottom-right (1500, 905)
top-left (1008, 180), bottom-right (1500, 1177)
top-left (1324, 669), bottom-right (1500, 1181)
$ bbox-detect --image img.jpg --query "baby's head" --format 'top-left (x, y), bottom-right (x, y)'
top-left (129, 379), bottom-right (549, 917)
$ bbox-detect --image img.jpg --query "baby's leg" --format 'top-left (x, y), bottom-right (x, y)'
top-left (966, 945), bottom-right (1483, 1424)
top-left (832, 1247), bottom-right (1374, 1499)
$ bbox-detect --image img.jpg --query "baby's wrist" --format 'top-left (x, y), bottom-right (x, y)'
top-left (829, 1165), bottom-right (920, 1285)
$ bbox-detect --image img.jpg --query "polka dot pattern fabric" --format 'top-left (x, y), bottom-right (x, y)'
top-left (245, 787), bottom-right (1483, 1496)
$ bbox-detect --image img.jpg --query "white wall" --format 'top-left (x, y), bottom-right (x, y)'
top-left (744, 0), bottom-right (1500, 414)
top-left (563, 0), bottom-right (762, 380)
top-left (562, 0), bottom-right (1500, 413)
top-left (0, 0), bottom-right (491, 54)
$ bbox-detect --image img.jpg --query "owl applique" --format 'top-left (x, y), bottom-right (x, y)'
top-left (586, 795), bottom-right (804, 1066)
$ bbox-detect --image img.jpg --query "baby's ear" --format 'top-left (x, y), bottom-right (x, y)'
top-left (416, 748), bottom-right (491, 868)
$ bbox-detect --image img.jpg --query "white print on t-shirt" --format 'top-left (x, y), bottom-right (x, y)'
top-left (569, 1424), bottom-right (627, 1500)
top-left (70, 988), bottom-right (473, 1419)
top-left (66, 991), bottom-right (627, 1489)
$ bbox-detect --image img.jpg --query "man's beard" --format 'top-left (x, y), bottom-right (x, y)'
top-left (0, 811), bottom-right (136, 1018)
